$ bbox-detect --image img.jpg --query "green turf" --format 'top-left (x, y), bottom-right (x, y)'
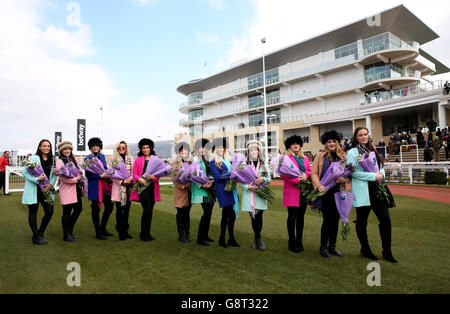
top-left (0, 186), bottom-right (448, 294)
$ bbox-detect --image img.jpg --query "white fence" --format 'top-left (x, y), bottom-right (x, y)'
top-left (4, 166), bottom-right (173, 194)
top-left (5, 166), bottom-right (27, 193)
top-left (384, 162), bottom-right (450, 184)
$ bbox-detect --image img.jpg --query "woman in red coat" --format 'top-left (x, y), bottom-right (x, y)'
top-left (280, 135), bottom-right (312, 253)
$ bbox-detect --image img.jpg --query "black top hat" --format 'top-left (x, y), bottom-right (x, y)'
top-left (174, 141), bottom-right (191, 154)
top-left (285, 135), bottom-right (303, 149)
top-left (320, 130), bottom-right (342, 145)
top-left (88, 137), bottom-right (103, 150)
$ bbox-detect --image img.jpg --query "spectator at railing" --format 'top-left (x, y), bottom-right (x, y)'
top-left (436, 128), bottom-right (443, 139)
top-left (377, 139), bottom-right (386, 160)
top-left (424, 145), bottom-right (433, 162)
top-left (444, 81), bottom-right (449, 95)
top-left (427, 132), bottom-right (434, 146)
top-left (432, 136), bottom-right (443, 162)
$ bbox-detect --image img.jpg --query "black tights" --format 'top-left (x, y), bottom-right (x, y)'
top-left (287, 195), bottom-right (307, 245)
top-left (91, 194), bottom-right (113, 233)
top-left (355, 201), bottom-right (392, 251)
top-left (62, 189), bottom-right (83, 236)
top-left (28, 191), bottom-right (54, 235)
top-left (139, 186), bottom-right (155, 237)
top-left (115, 199), bottom-right (131, 232)
top-left (250, 211), bottom-right (264, 238)
top-left (220, 205), bottom-right (236, 240)
top-left (320, 194), bottom-right (340, 248)
top-left (176, 206), bottom-right (191, 235)
top-left (197, 201), bottom-right (214, 240)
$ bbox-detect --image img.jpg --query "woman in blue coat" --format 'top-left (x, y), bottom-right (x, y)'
top-left (347, 127), bottom-right (397, 263)
top-left (22, 139), bottom-right (57, 245)
top-left (84, 137), bottom-right (114, 240)
top-left (210, 138), bottom-right (239, 248)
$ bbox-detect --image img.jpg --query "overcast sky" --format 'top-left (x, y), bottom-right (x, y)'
top-left (1, 0), bottom-right (449, 152)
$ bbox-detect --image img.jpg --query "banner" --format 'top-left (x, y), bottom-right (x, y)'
top-left (55, 132), bottom-right (62, 157)
top-left (77, 119), bottom-right (86, 152)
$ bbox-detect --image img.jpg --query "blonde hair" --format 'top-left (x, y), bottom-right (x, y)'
top-left (323, 140), bottom-right (346, 161)
top-left (285, 147), bottom-right (305, 158)
top-left (214, 148), bottom-right (231, 169)
top-left (113, 141), bottom-right (131, 162)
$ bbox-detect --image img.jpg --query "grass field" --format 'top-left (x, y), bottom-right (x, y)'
top-left (0, 185), bottom-right (449, 294)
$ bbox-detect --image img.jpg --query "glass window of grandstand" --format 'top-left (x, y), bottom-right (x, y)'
top-left (188, 92), bottom-right (203, 105)
top-left (249, 109), bottom-right (281, 127)
top-left (364, 62), bottom-right (403, 83)
top-left (363, 33), bottom-right (406, 56)
top-left (189, 124), bottom-right (203, 137)
top-left (188, 109), bottom-right (203, 121)
top-left (247, 68), bottom-right (279, 90)
top-left (284, 128), bottom-right (311, 145)
top-left (249, 89), bottom-right (281, 109)
top-left (335, 42), bottom-right (358, 60)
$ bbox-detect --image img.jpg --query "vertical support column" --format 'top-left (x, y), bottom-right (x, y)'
top-left (438, 101), bottom-right (448, 130)
top-left (366, 115), bottom-right (372, 138)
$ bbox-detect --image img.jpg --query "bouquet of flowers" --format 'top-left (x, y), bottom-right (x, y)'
top-left (307, 159), bottom-right (349, 204)
top-left (54, 161), bottom-right (87, 197)
top-left (190, 162), bottom-right (216, 203)
top-left (357, 152), bottom-right (391, 204)
top-left (132, 156), bottom-right (171, 195)
top-left (334, 189), bottom-right (354, 241)
top-left (271, 154), bottom-right (311, 192)
top-left (229, 163), bottom-right (275, 205)
top-left (23, 159), bottom-right (53, 205)
top-left (224, 153), bottom-right (246, 192)
top-left (172, 162), bottom-right (194, 184)
top-left (105, 159), bottom-right (132, 181)
top-left (81, 157), bottom-right (106, 176)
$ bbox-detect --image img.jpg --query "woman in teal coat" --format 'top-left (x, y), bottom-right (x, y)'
top-left (22, 139), bottom-right (57, 245)
top-left (347, 127), bottom-right (397, 263)
top-left (239, 140), bottom-right (271, 251)
top-left (191, 138), bottom-right (215, 246)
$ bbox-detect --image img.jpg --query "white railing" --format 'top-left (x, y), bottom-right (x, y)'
top-left (360, 80), bottom-right (445, 105)
top-left (5, 166), bottom-right (26, 193)
top-left (400, 144), bottom-right (419, 163)
top-left (384, 162), bottom-right (450, 185)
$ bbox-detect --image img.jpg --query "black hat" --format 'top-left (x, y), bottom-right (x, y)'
top-left (320, 130), bottom-right (342, 145)
top-left (88, 137), bottom-right (103, 150)
top-left (174, 141), bottom-right (191, 154)
top-left (194, 138), bottom-right (210, 152)
top-left (138, 138), bottom-right (154, 151)
top-left (285, 135), bottom-right (303, 149)
top-left (212, 137), bottom-right (228, 152)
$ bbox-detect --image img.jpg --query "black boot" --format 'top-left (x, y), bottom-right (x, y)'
top-left (382, 249), bottom-right (398, 264)
top-left (289, 239), bottom-right (300, 253)
top-left (320, 246), bottom-right (330, 258)
top-left (360, 246), bottom-right (379, 260)
top-left (125, 224), bottom-right (133, 239)
top-left (117, 223), bottom-right (127, 241)
top-left (328, 244), bottom-right (343, 257)
top-left (36, 231), bottom-right (48, 245)
top-left (256, 237), bottom-right (266, 251)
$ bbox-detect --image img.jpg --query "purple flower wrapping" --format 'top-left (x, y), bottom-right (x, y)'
top-left (359, 151), bottom-right (379, 173)
top-left (273, 155), bottom-right (303, 178)
top-left (66, 161), bottom-right (80, 177)
top-left (320, 162), bottom-right (345, 190)
top-left (144, 155), bottom-right (171, 178)
top-left (190, 164), bottom-right (209, 185)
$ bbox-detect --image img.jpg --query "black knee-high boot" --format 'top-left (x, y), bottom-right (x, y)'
top-left (227, 207), bottom-right (239, 247)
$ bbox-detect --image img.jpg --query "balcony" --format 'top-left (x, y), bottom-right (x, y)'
top-left (178, 55), bottom-right (358, 113)
top-left (362, 68), bottom-right (420, 91)
top-left (360, 80), bottom-right (447, 107)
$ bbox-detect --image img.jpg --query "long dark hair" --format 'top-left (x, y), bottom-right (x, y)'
top-left (60, 150), bottom-right (80, 169)
top-left (35, 139), bottom-right (54, 165)
top-left (351, 127), bottom-right (384, 166)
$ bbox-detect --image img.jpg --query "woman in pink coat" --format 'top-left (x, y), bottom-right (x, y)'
top-left (130, 138), bottom-right (162, 242)
top-left (55, 141), bottom-right (84, 242)
top-left (280, 135), bottom-right (312, 253)
top-left (111, 141), bottom-right (134, 241)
